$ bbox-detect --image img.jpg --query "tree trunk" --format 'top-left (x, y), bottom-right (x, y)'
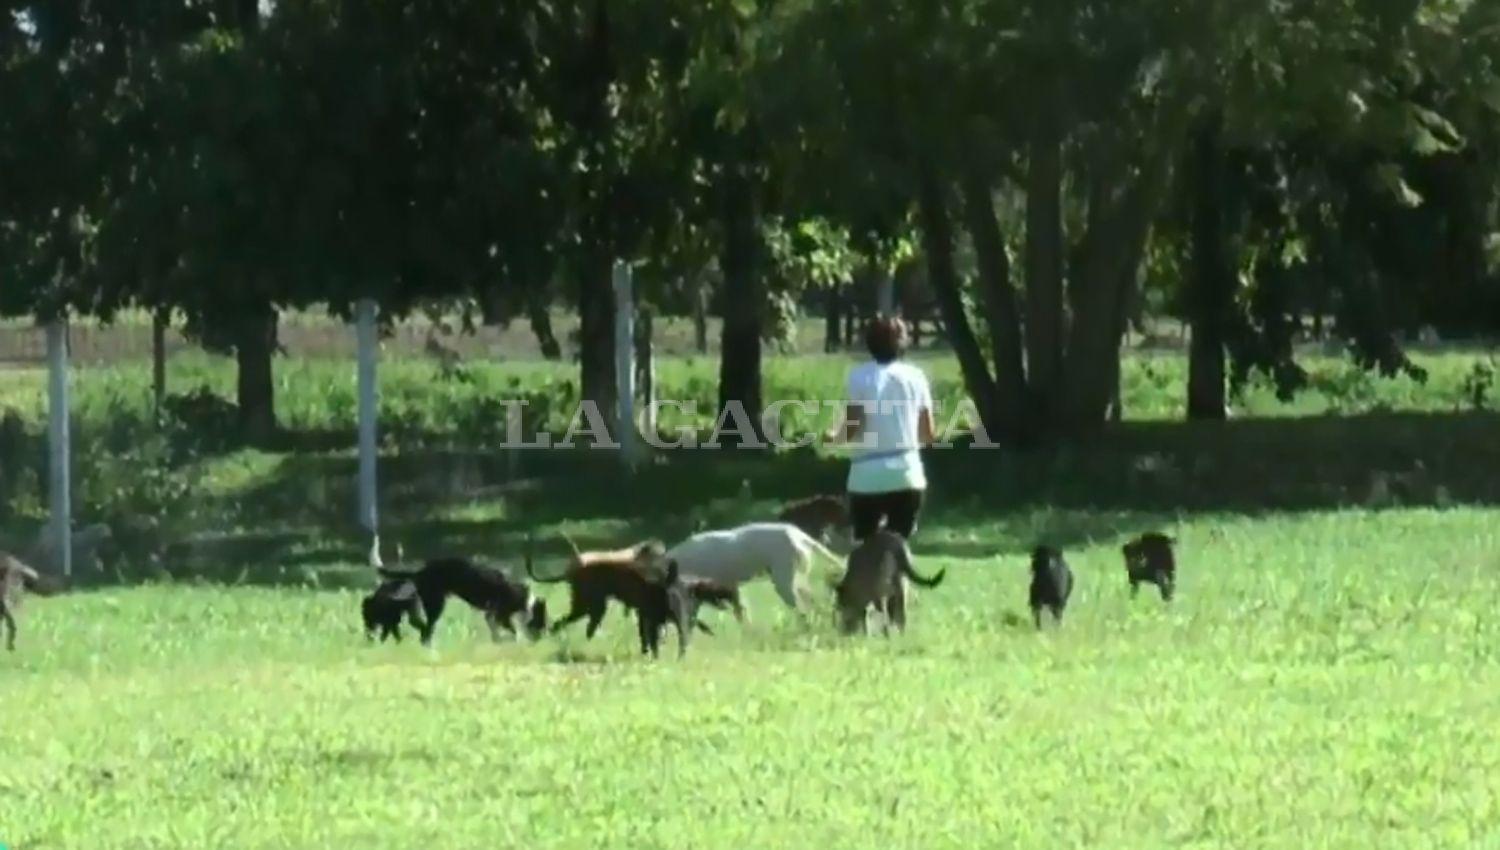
top-left (234, 305), bottom-right (277, 444)
top-left (876, 270), bottom-right (895, 315)
top-left (693, 277), bottom-right (710, 354)
top-left (960, 168), bottom-right (1029, 441)
top-left (1024, 126), bottom-right (1066, 422)
top-left (152, 309), bottom-right (168, 413)
top-left (636, 310), bottom-right (654, 434)
top-left (917, 166), bottom-right (1001, 440)
top-left (1062, 156), bottom-right (1164, 432)
top-left (1187, 116), bottom-right (1230, 421)
top-left (577, 247), bottom-right (617, 428)
top-left (717, 166), bottom-right (763, 443)
top-left (845, 269), bottom-right (864, 344)
top-left (526, 289), bottom-right (562, 360)
top-left (574, 0), bottom-right (618, 432)
top-left (1106, 280), bottom-right (1137, 423)
top-left (824, 284), bottom-right (843, 352)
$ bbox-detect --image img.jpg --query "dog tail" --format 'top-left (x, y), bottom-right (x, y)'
top-left (524, 543), bottom-right (569, 584)
top-left (901, 562), bottom-right (946, 589)
top-left (896, 545), bottom-right (945, 588)
top-left (375, 566), bottom-right (420, 581)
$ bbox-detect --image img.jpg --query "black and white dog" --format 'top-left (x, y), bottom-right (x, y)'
top-left (375, 555), bottom-right (547, 645)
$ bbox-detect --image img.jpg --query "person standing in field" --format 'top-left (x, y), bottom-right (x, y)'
top-left (829, 315), bottom-right (935, 541)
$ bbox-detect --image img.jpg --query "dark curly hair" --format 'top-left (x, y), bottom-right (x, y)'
top-left (864, 315), bottom-right (907, 364)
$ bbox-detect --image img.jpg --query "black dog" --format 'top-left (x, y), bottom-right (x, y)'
top-left (1028, 545), bottom-right (1073, 630)
top-left (361, 577), bottom-right (425, 642)
top-left (1122, 532), bottom-right (1176, 601)
top-left (377, 556), bottom-right (547, 645)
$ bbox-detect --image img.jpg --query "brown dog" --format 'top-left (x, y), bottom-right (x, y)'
top-left (776, 495), bottom-right (849, 544)
top-left (528, 536), bottom-right (696, 657)
top-left (1122, 532), bottom-right (1177, 601)
top-left (1, 552), bottom-right (66, 651)
top-left (833, 530), bottom-right (945, 635)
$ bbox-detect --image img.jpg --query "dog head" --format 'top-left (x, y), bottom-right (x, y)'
top-left (1030, 545), bottom-right (1062, 575)
top-left (1122, 533), bottom-right (1174, 573)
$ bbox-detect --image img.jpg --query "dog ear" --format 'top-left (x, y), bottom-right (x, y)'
top-left (664, 559), bottom-right (680, 584)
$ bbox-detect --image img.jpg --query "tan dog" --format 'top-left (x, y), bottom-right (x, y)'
top-left (529, 535), bottom-right (696, 657)
top-left (1, 552), bottom-right (67, 651)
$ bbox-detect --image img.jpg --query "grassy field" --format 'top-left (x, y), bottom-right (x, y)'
top-left (3, 347), bottom-right (1500, 848)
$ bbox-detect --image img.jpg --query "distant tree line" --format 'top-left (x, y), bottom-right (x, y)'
top-left (3, 0), bottom-right (1497, 446)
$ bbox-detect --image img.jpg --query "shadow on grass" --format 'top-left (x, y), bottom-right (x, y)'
top-left (45, 409), bottom-right (1500, 589)
top-left (548, 648), bottom-right (614, 666)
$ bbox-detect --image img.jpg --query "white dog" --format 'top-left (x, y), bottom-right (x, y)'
top-left (664, 522), bottom-right (843, 611)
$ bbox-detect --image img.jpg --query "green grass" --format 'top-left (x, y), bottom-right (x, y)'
top-left (4, 507), bottom-right (1500, 848)
top-left (4, 348), bottom-right (1500, 847)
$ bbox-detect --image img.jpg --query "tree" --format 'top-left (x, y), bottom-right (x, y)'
top-left (1170, 0), bottom-right (1500, 413)
top-left (751, 0), bottom-right (1184, 442)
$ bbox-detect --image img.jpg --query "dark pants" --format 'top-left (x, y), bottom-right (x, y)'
top-left (849, 490), bottom-right (924, 540)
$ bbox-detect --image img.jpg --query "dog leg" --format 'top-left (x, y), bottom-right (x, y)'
top-left (418, 594), bottom-right (447, 645)
top-left (637, 616), bottom-right (661, 657)
top-left (2, 608), bottom-right (14, 651)
top-left (550, 607), bottom-right (589, 635)
top-left (889, 584), bottom-right (908, 633)
top-left (694, 619), bottom-right (715, 636)
top-left (1130, 580), bottom-right (1141, 599)
top-left (771, 573), bottom-right (801, 611)
top-left (483, 610), bottom-right (503, 643)
top-left (1032, 607), bottom-right (1043, 630)
top-left (583, 606), bottom-right (607, 640)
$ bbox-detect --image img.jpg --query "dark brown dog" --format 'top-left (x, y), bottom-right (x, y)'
top-left (834, 530), bottom-right (945, 635)
top-left (1, 552), bottom-right (66, 651)
top-left (528, 536), bottom-right (695, 657)
top-left (776, 495), bottom-right (849, 543)
top-left (1122, 532), bottom-right (1176, 601)
top-left (683, 577), bottom-right (746, 633)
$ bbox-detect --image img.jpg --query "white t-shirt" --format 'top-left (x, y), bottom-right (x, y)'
top-left (844, 360), bottom-right (934, 494)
